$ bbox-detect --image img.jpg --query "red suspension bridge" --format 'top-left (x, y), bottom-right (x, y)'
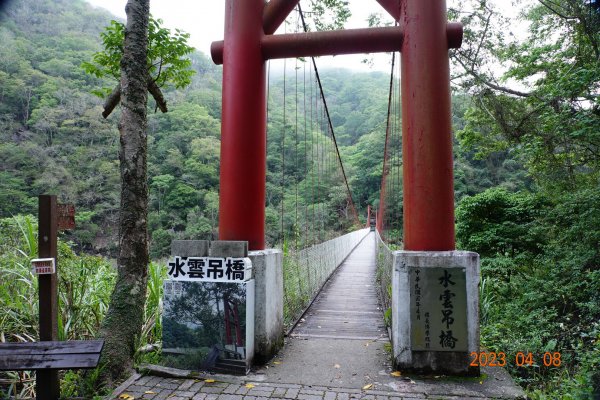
top-left (113, 1), bottom-right (526, 398)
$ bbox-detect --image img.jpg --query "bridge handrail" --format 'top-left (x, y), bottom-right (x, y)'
top-left (375, 229), bottom-right (395, 323)
top-left (283, 228), bottom-right (370, 330)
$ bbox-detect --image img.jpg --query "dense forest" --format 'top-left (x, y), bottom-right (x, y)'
top-left (0, 0), bottom-right (598, 398)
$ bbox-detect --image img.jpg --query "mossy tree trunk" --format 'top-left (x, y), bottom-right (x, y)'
top-left (99, 0), bottom-right (150, 386)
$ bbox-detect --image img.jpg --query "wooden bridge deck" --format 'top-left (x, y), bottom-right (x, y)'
top-left (291, 232), bottom-right (387, 340)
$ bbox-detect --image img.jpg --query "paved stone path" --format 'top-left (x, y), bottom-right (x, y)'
top-left (111, 370), bottom-right (525, 400)
top-left (111, 234), bottom-right (525, 400)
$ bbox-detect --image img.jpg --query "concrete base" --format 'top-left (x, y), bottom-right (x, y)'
top-left (249, 249), bottom-right (283, 364)
top-left (391, 250), bottom-right (480, 376)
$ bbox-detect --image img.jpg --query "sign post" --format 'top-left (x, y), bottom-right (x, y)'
top-left (36, 195), bottom-right (75, 399)
top-left (37, 195), bottom-right (59, 400)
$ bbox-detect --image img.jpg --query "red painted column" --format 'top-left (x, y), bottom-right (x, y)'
top-left (219, 0), bottom-right (266, 250)
top-left (401, 0), bottom-right (455, 250)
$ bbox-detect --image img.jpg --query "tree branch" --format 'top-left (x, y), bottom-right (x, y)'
top-left (537, 0), bottom-right (576, 20)
top-left (453, 52), bottom-right (533, 98)
top-left (101, 75), bottom-right (167, 118)
top-left (102, 83), bottom-right (121, 119)
top-left (147, 73), bottom-right (168, 113)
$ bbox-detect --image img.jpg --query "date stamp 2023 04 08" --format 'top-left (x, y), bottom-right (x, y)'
top-left (470, 351), bottom-right (563, 368)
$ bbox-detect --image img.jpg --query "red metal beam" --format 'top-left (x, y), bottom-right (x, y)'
top-left (375, 0), bottom-right (401, 21)
top-left (218, 0), bottom-right (266, 250)
top-left (211, 24), bottom-right (462, 64)
top-left (262, 26), bottom-right (403, 60)
top-left (401, 0), bottom-right (456, 250)
top-left (263, 0), bottom-right (300, 35)
top-left (212, 26), bottom-right (402, 64)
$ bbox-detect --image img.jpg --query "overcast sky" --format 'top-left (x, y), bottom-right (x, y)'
top-left (83, 1), bottom-right (528, 74)
top-left (84, 0), bottom-right (403, 72)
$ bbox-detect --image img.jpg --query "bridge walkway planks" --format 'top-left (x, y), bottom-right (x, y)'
top-left (290, 232), bottom-right (387, 341)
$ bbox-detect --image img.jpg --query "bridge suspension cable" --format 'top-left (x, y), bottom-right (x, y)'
top-left (377, 49), bottom-right (402, 246)
top-left (264, 7), bottom-right (369, 330)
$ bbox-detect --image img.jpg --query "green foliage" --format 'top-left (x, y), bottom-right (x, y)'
top-left (454, 0), bottom-right (600, 190)
top-left (456, 188), bottom-right (600, 396)
top-left (81, 17), bottom-right (195, 94)
top-left (456, 188), bottom-right (544, 258)
top-left (0, 215), bottom-right (169, 397)
top-left (306, 0), bottom-right (351, 31)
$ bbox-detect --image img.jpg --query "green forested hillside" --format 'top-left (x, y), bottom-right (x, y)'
top-left (0, 0), bottom-right (227, 257)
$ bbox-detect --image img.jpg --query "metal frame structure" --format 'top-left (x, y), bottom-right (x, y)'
top-left (211, 0), bottom-right (462, 251)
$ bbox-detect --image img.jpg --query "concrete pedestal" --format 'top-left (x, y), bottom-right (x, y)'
top-left (391, 251), bottom-right (480, 375)
top-left (249, 249), bottom-right (284, 364)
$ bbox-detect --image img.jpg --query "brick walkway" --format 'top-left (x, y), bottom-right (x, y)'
top-left (111, 373), bottom-right (500, 400)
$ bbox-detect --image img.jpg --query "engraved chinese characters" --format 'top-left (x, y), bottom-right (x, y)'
top-left (167, 256), bottom-right (252, 282)
top-left (410, 267), bottom-right (468, 352)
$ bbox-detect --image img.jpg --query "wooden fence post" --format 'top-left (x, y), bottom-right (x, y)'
top-left (37, 194), bottom-right (60, 399)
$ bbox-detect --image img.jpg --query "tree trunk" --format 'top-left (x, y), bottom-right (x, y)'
top-left (99, 0), bottom-right (150, 386)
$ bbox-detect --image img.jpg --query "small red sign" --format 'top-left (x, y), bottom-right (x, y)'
top-left (57, 203), bottom-right (75, 230)
top-left (32, 258), bottom-right (56, 275)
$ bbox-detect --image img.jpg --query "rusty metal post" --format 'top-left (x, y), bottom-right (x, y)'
top-left (37, 195), bottom-right (60, 399)
top-left (218, 0), bottom-right (266, 250)
top-left (401, 0), bottom-right (456, 250)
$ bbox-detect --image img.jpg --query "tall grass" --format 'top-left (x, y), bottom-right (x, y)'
top-left (0, 216), bottom-right (165, 398)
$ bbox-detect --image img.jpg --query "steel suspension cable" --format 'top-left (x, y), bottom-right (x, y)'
top-left (378, 51), bottom-right (397, 239)
top-left (298, 4), bottom-right (360, 226)
top-left (281, 55), bottom-right (287, 245)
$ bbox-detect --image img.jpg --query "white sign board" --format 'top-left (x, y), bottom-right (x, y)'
top-left (31, 258), bottom-right (56, 275)
top-left (167, 256), bottom-right (252, 282)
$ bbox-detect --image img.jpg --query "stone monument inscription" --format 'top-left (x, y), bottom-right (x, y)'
top-left (409, 266), bottom-right (468, 352)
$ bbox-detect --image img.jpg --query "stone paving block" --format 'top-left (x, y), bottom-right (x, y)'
top-left (330, 388), bottom-right (362, 394)
top-left (248, 387), bottom-right (275, 395)
top-left (335, 392), bottom-right (350, 400)
top-left (178, 379), bottom-right (197, 391)
top-left (262, 383), bottom-right (302, 389)
top-left (156, 381), bottom-right (179, 390)
top-left (299, 389), bottom-right (325, 396)
top-left (126, 384), bottom-right (148, 392)
top-left (205, 394), bottom-right (220, 400)
top-left (192, 394), bottom-right (207, 400)
top-left (360, 395), bottom-right (376, 400)
top-left (248, 391), bottom-right (275, 397)
top-left (223, 384), bottom-right (241, 394)
top-left (218, 395), bottom-right (244, 400)
top-left (146, 376), bottom-right (164, 387)
top-left (190, 381), bottom-right (206, 392)
top-left (363, 390), bottom-right (396, 396)
top-left (284, 388), bottom-right (300, 399)
top-left (201, 385), bottom-right (226, 394)
top-left (297, 394), bottom-right (325, 400)
top-left (309, 386), bottom-right (332, 391)
top-left (153, 391), bottom-right (173, 400)
top-left (324, 391), bottom-right (337, 400)
top-left (137, 375), bottom-right (153, 385)
top-left (235, 386), bottom-right (251, 395)
top-left (272, 387), bottom-right (288, 398)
